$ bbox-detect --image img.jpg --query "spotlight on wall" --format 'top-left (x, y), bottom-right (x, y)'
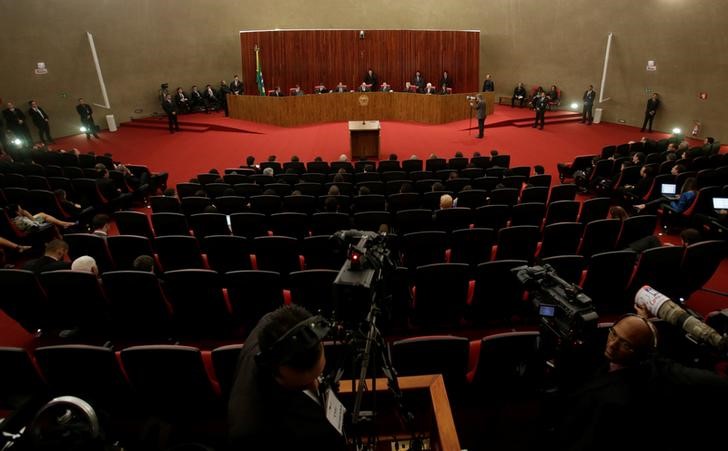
top-left (570, 102), bottom-right (579, 110)
top-left (359, 30), bottom-right (365, 40)
top-left (12, 138), bottom-right (22, 146)
top-left (672, 127), bottom-right (682, 134)
top-left (80, 126), bottom-right (88, 133)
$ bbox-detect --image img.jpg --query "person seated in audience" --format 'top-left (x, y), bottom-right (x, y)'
top-left (91, 214), bottom-right (110, 238)
top-left (262, 167), bottom-right (275, 177)
top-left (631, 152), bottom-right (646, 166)
top-left (338, 154), bottom-right (349, 162)
top-left (174, 87), bottom-right (190, 113)
top-left (356, 82), bottom-right (370, 92)
top-left (267, 155), bottom-right (277, 162)
top-left (620, 165), bottom-right (656, 205)
top-left (133, 254), bottom-right (155, 272)
top-left (292, 84), bottom-right (304, 96)
top-left (424, 83), bottom-right (437, 95)
top-left (403, 82), bottom-right (413, 93)
top-left (71, 255), bottom-right (98, 276)
top-left (399, 182), bottom-right (414, 194)
top-left (163, 188), bottom-right (176, 197)
top-left (431, 182), bottom-right (445, 192)
top-left (323, 196), bottom-right (339, 212)
top-left (670, 164), bottom-right (686, 176)
top-left (409, 154), bottom-right (419, 160)
top-left (230, 75), bottom-right (244, 95)
top-left (95, 163), bottom-right (131, 205)
top-left (270, 86), bottom-right (284, 97)
top-left (439, 194), bottom-right (453, 209)
top-left (634, 177), bottom-right (697, 214)
top-left (439, 83), bottom-right (450, 95)
top-left (512, 83), bottom-right (527, 107)
top-left (8, 203), bottom-right (75, 232)
top-left (358, 185), bottom-right (370, 196)
top-left (546, 84), bottom-right (560, 108)
top-left (54, 189), bottom-right (84, 219)
top-left (327, 185), bottom-right (341, 196)
top-left (608, 205), bottom-right (629, 221)
top-left (333, 82), bottom-right (347, 93)
top-left (23, 239), bottom-right (70, 273)
top-left (189, 85), bottom-right (206, 112)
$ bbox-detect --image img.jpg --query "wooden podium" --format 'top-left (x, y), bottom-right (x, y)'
top-left (339, 374), bottom-right (460, 451)
top-left (348, 120), bottom-right (380, 160)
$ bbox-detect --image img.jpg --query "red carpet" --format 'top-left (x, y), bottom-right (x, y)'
top-left (1, 106), bottom-right (724, 348)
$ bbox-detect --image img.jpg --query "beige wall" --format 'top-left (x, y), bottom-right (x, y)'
top-left (2, 0), bottom-right (726, 140)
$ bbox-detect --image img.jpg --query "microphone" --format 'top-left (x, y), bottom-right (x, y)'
top-left (635, 285), bottom-right (728, 351)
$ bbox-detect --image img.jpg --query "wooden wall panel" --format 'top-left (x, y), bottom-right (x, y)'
top-left (240, 30), bottom-right (479, 95)
top-left (228, 92), bottom-right (494, 127)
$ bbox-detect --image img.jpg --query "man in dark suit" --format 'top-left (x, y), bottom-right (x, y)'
top-left (582, 84), bottom-right (596, 124)
top-left (230, 75), bottom-right (244, 95)
top-left (2, 101), bottom-right (32, 146)
top-left (203, 84), bottom-right (220, 110)
top-left (363, 68), bottom-right (378, 90)
top-left (356, 82), bottom-right (370, 93)
top-left (482, 73), bottom-right (494, 92)
top-left (640, 93), bottom-right (660, 132)
top-left (218, 80), bottom-right (231, 116)
top-left (512, 83), bottom-right (527, 107)
top-left (472, 94), bottom-right (486, 138)
top-left (189, 85), bottom-right (205, 111)
top-left (332, 82), bottom-right (347, 93)
top-left (27, 100), bottom-right (53, 144)
top-left (412, 71), bottom-right (426, 93)
top-left (76, 98), bottom-right (100, 139)
top-left (270, 86), bottom-right (284, 97)
top-left (162, 94), bottom-right (179, 133)
top-left (23, 239), bottom-right (70, 273)
top-left (532, 91), bottom-right (548, 130)
top-left (440, 71), bottom-right (453, 91)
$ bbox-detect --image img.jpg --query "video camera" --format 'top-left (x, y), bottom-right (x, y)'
top-left (331, 230), bottom-right (396, 324)
top-left (514, 264), bottom-right (598, 342)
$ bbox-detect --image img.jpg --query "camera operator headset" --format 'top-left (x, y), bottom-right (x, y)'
top-left (228, 305), bottom-right (347, 451)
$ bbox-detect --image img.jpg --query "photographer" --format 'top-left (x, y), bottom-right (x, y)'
top-left (556, 311), bottom-right (728, 451)
top-left (470, 94), bottom-right (486, 139)
top-left (228, 305), bottom-right (346, 451)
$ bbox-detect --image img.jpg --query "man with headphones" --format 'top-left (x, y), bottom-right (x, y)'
top-left (228, 305), bottom-right (347, 450)
top-left (557, 311), bottom-right (728, 451)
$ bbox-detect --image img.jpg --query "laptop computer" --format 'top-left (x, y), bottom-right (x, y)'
top-left (713, 197), bottom-right (728, 211)
top-left (661, 183), bottom-right (677, 197)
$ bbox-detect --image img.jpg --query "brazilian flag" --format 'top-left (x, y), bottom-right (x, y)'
top-left (255, 45), bottom-right (265, 96)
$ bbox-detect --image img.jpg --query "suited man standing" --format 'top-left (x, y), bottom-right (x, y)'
top-left (27, 100), bottom-right (53, 144)
top-left (218, 80), bottom-right (231, 116)
top-left (230, 75), bottom-right (244, 95)
top-left (582, 85), bottom-right (596, 124)
top-left (363, 68), bottom-right (378, 90)
top-left (412, 71), bottom-right (426, 93)
top-left (162, 94), bottom-right (180, 133)
top-left (482, 73), bottom-right (494, 92)
top-left (76, 98), bottom-right (99, 139)
top-left (2, 101), bottom-right (32, 145)
top-left (439, 71), bottom-right (453, 90)
top-left (532, 91), bottom-right (548, 130)
top-left (472, 94), bottom-right (486, 139)
top-left (641, 93), bottom-right (660, 133)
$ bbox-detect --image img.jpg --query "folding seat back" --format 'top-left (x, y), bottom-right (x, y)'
top-left (509, 202), bottom-right (545, 227)
top-left (472, 176), bottom-right (500, 191)
top-left (229, 212), bottom-right (268, 239)
top-left (330, 161), bottom-right (354, 173)
top-left (39, 270), bottom-right (109, 334)
top-left (0, 347), bottom-right (46, 410)
top-left (448, 157), bottom-right (469, 171)
top-left (377, 160), bottom-right (401, 172)
top-left (249, 194), bottom-right (282, 216)
top-left (579, 219), bottom-right (621, 258)
top-left (544, 200), bottom-right (580, 225)
top-left (540, 255), bottom-right (586, 285)
top-left (548, 183), bottom-right (578, 203)
top-left (283, 161), bottom-right (306, 174)
top-left (101, 270), bottom-right (172, 337)
top-left (353, 210), bottom-right (391, 232)
top-left (0, 269), bottom-right (48, 333)
top-left (449, 228), bottom-right (495, 271)
top-left (412, 263), bottom-right (469, 328)
top-left (211, 344), bottom-right (244, 400)
top-left (155, 235), bottom-right (204, 271)
top-left (394, 209), bottom-right (434, 235)
top-left (489, 188), bottom-right (519, 206)
top-left (495, 225), bottom-right (539, 261)
top-left (356, 180), bottom-right (385, 195)
top-left (310, 212), bottom-right (351, 236)
top-left (500, 175), bottom-right (526, 190)
top-left (678, 240), bottom-right (727, 299)
top-left (434, 207), bottom-right (472, 232)
top-left (150, 195), bottom-right (182, 214)
top-left (616, 215), bottom-right (658, 249)
top-left (539, 222), bottom-right (584, 258)
top-left (422, 191), bottom-right (453, 210)
top-left (270, 212), bottom-right (310, 239)
top-left (64, 233), bottom-right (114, 273)
top-left (387, 192), bottom-right (421, 213)
top-left (391, 336), bottom-right (470, 389)
top-left (578, 197), bottom-right (611, 224)
top-left (190, 212), bottom-right (231, 239)
top-left (225, 270), bottom-right (284, 331)
top-left (520, 186), bottom-right (548, 204)
top-left (107, 235), bottom-right (155, 270)
top-left (402, 231), bottom-right (448, 271)
top-left (455, 189), bottom-right (488, 209)
top-left (151, 212), bottom-right (190, 236)
top-left (253, 236), bottom-right (301, 280)
top-left (628, 246), bottom-right (684, 300)
top-left (265, 182), bottom-right (292, 197)
top-left (582, 250), bottom-right (638, 315)
top-left (211, 195), bottom-right (246, 215)
top-left (120, 345), bottom-right (218, 414)
top-left (282, 194), bottom-right (317, 215)
top-left (471, 260), bottom-right (528, 325)
top-left (233, 182), bottom-right (263, 197)
top-left (288, 269), bottom-right (338, 316)
top-left (34, 345), bottom-right (129, 407)
top-left (293, 182), bottom-right (323, 197)
top-left (491, 154), bottom-right (510, 168)
top-left (163, 269), bottom-right (231, 336)
top-left (115, 211), bottom-right (154, 238)
top-left (352, 194), bottom-right (386, 212)
top-left (474, 204), bottom-right (510, 231)
top-left (528, 174), bottom-right (552, 187)
top-left (259, 161), bottom-right (282, 174)
top-left (204, 235), bottom-right (251, 273)
top-left (472, 331), bottom-right (542, 399)
top-left (181, 196), bottom-right (212, 217)
top-left (306, 161), bottom-right (330, 173)
top-left (402, 159), bottom-right (423, 172)
top-left (302, 235), bottom-right (347, 270)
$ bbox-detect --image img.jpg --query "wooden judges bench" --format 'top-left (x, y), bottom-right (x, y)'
top-left (228, 92), bottom-right (494, 127)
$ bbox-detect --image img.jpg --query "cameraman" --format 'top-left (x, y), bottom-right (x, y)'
top-left (228, 305), bottom-right (346, 451)
top-left (470, 94), bottom-right (486, 139)
top-left (556, 312), bottom-right (728, 451)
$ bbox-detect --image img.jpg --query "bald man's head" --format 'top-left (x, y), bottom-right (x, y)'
top-left (605, 315), bottom-right (657, 365)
